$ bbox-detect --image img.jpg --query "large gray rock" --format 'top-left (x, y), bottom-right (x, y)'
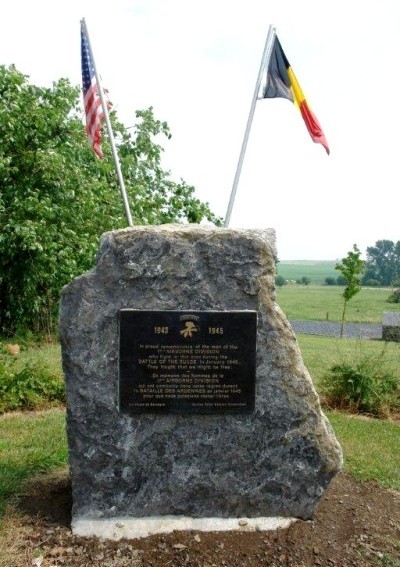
top-left (59, 225), bottom-right (342, 529)
top-left (382, 311), bottom-right (400, 342)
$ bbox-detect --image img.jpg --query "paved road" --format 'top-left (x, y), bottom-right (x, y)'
top-left (290, 320), bottom-right (382, 340)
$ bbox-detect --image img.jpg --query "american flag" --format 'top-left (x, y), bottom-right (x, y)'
top-left (81, 23), bottom-right (105, 158)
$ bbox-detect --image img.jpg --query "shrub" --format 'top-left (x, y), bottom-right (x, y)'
top-left (0, 348), bottom-right (65, 413)
top-left (296, 276), bottom-right (311, 285)
top-left (325, 277), bottom-right (336, 286)
top-left (275, 275), bottom-right (286, 287)
top-left (320, 347), bottom-right (400, 417)
top-left (387, 289), bottom-right (400, 303)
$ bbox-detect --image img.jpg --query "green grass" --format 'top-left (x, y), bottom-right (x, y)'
top-left (0, 342), bottom-right (65, 414)
top-left (276, 285), bottom-right (400, 323)
top-left (326, 411), bottom-right (400, 490)
top-left (0, 408), bottom-right (67, 517)
top-left (8, 342), bottom-right (62, 377)
top-left (300, 336), bottom-right (400, 490)
top-left (277, 260), bottom-right (338, 284)
top-left (296, 335), bottom-right (400, 388)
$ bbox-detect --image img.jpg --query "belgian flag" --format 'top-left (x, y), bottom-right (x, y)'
top-left (262, 36), bottom-right (330, 155)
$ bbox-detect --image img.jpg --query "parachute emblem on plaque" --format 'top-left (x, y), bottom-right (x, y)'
top-left (180, 320), bottom-right (198, 339)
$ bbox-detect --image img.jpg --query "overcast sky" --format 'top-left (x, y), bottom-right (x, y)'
top-left (1, 0), bottom-right (399, 260)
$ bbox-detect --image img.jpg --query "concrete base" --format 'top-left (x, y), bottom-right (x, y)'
top-left (72, 515), bottom-right (297, 540)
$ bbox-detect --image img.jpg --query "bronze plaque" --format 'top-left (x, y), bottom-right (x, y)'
top-left (119, 310), bottom-right (257, 414)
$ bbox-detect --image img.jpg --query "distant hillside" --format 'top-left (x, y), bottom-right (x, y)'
top-left (276, 260), bottom-right (337, 285)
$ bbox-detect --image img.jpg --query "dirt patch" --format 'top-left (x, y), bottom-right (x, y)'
top-left (1, 471), bottom-right (400, 566)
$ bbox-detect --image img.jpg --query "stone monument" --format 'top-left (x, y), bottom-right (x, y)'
top-left (382, 311), bottom-right (400, 342)
top-left (59, 225), bottom-right (342, 539)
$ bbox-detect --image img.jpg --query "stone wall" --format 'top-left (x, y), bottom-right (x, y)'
top-left (382, 311), bottom-right (400, 342)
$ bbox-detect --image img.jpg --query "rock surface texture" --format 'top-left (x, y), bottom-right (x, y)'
top-left (382, 311), bottom-right (400, 342)
top-left (59, 225), bottom-right (342, 529)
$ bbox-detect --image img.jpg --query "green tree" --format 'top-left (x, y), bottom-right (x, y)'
top-left (0, 65), bottom-right (221, 335)
top-left (335, 244), bottom-right (365, 338)
top-left (362, 239), bottom-right (400, 286)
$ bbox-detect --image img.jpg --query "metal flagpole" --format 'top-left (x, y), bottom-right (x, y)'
top-left (224, 24), bottom-right (276, 228)
top-left (81, 18), bottom-right (134, 227)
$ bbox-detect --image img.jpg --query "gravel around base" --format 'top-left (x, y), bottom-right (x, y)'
top-left (290, 320), bottom-right (382, 339)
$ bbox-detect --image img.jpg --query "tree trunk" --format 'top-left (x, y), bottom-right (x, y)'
top-left (340, 301), bottom-right (347, 338)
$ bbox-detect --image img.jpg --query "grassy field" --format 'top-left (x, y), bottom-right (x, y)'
top-left (276, 284), bottom-right (400, 323)
top-left (296, 334), bottom-right (400, 387)
top-left (10, 341), bottom-right (62, 375)
top-left (326, 411), bottom-right (400, 490)
top-left (0, 408), bottom-right (67, 516)
top-left (277, 260), bottom-right (338, 284)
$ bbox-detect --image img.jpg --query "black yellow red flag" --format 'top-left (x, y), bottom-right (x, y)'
top-left (262, 36), bottom-right (330, 155)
